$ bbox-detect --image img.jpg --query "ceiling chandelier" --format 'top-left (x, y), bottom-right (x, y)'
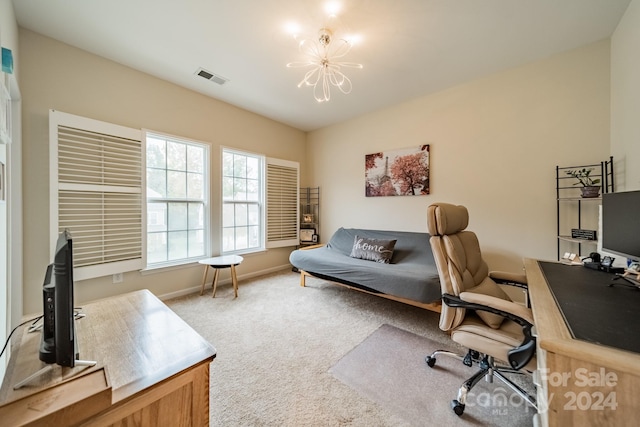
top-left (287, 20), bottom-right (363, 103)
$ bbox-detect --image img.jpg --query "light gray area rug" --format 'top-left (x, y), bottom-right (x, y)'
top-left (330, 324), bottom-right (535, 427)
top-left (165, 269), bottom-right (535, 426)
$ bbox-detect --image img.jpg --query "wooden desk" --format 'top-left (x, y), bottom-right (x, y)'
top-left (524, 258), bottom-right (640, 427)
top-left (0, 290), bottom-right (216, 426)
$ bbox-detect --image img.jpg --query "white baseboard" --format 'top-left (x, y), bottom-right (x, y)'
top-left (157, 264), bottom-right (293, 301)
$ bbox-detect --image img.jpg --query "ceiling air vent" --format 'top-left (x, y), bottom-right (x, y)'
top-left (195, 68), bottom-right (229, 86)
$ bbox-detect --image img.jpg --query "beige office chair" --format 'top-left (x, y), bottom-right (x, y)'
top-left (425, 202), bottom-right (537, 416)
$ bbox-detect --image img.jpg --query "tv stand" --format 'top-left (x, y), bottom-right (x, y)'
top-left (0, 290), bottom-right (216, 426)
top-left (13, 310), bottom-right (98, 389)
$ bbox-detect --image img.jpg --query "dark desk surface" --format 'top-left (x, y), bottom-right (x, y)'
top-left (539, 262), bottom-right (640, 354)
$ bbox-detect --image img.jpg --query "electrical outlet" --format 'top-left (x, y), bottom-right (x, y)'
top-left (113, 273), bottom-right (123, 284)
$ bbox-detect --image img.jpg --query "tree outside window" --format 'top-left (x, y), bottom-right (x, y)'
top-left (147, 133), bottom-right (208, 266)
top-left (222, 149), bottom-right (263, 253)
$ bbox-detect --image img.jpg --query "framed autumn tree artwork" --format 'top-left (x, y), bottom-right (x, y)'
top-left (365, 145), bottom-right (430, 197)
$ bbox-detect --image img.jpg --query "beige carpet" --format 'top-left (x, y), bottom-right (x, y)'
top-left (165, 269), bottom-right (535, 426)
top-left (330, 324), bottom-right (535, 427)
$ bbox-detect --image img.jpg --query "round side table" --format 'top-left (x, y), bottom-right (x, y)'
top-left (199, 255), bottom-right (244, 298)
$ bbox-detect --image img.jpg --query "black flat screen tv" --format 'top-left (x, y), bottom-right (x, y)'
top-left (38, 229), bottom-right (78, 367)
top-left (602, 190), bottom-right (640, 262)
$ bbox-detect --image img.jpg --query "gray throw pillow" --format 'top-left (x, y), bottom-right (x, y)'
top-left (350, 236), bottom-right (397, 263)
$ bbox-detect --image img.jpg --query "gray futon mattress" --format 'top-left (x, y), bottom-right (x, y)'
top-left (289, 228), bottom-right (441, 304)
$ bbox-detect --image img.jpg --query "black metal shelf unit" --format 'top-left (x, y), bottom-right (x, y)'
top-left (299, 187), bottom-right (320, 247)
top-left (556, 156), bottom-right (614, 260)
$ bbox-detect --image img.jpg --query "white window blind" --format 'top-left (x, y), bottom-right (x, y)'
top-left (266, 158), bottom-right (299, 248)
top-left (50, 110), bottom-right (143, 281)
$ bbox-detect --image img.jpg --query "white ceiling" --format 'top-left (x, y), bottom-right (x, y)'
top-left (12, 0), bottom-right (631, 131)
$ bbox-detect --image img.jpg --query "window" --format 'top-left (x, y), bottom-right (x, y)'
top-left (222, 148), bottom-right (263, 253)
top-left (222, 148), bottom-right (300, 254)
top-left (146, 132), bottom-right (209, 266)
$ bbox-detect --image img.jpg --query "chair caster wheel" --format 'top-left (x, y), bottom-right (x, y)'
top-left (451, 400), bottom-right (465, 416)
top-left (425, 355), bottom-right (436, 367)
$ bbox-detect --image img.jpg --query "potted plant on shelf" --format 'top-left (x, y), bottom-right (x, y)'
top-left (566, 168), bottom-right (601, 198)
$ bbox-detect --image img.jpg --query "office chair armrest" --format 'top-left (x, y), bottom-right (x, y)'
top-left (490, 271), bottom-right (531, 307)
top-left (458, 292), bottom-right (534, 325)
top-left (443, 293), bottom-right (536, 370)
top-left (489, 271), bottom-right (528, 289)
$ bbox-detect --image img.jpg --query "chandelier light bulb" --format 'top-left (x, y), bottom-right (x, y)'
top-left (324, 2), bottom-right (342, 16)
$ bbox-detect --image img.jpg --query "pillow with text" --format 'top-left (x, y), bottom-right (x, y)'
top-left (350, 236), bottom-right (397, 263)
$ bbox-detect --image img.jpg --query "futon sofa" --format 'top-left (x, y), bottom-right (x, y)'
top-left (289, 227), bottom-right (442, 310)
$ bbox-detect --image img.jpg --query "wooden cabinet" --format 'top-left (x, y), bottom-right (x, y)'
top-left (0, 290), bottom-right (216, 426)
top-left (525, 259), bottom-right (640, 427)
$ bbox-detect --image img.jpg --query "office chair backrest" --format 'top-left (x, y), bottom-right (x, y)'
top-left (427, 203), bottom-right (491, 332)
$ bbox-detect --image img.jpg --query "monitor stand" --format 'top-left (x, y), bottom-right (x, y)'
top-left (13, 359), bottom-right (97, 390)
top-left (13, 312), bottom-right (97, 390)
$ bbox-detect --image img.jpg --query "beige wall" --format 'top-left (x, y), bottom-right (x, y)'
top-left (612, 0), bottom-right (640, 191)
top-left (19, 29), bottom-right (306, 314)
top-left (307, 40), bottom-right (612, 272)
top-left (16, 2), bottom-right (640, 314)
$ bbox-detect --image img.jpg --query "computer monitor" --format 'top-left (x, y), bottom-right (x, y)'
top-left (602, 190), bottom-right (640, 262)
top-left (14, 230), bottom-right (95, 389)
top-left (38, 229), bottom-right (78, 367)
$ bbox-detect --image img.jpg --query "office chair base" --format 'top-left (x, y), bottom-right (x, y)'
top-left (426, 351), bottom-right (537, 416)
top-left (425, 349), bottom-right (465, 367)
top-left (451, 399), bottom-right (465, 415)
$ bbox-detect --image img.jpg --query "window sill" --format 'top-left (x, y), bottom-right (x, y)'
top-left (141, 249), bottom-right (268, 275)
top-left (140, 260), bottom-right (201, 275)
top-left (221, 248), bottom-right (267, 257)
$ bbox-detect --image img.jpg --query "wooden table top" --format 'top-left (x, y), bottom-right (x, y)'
top-left (199, 255), bottom-right (244, 267)
top-left (0, 289), bottom-right (216, 405)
